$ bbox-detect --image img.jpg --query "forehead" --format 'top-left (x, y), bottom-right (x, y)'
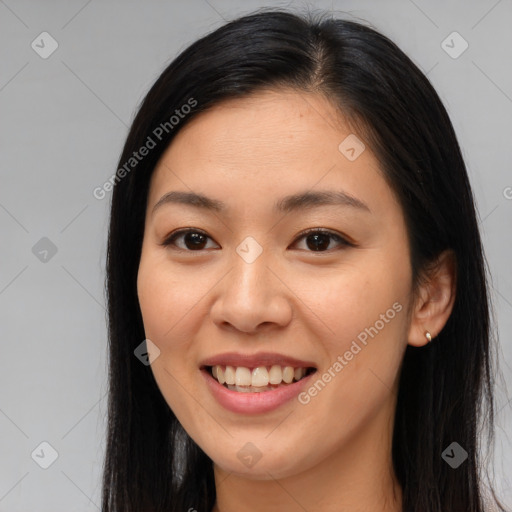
top-left (161, 89), bottom-right (350, 168)
top-left (147, 89), bottom-right (399, 219)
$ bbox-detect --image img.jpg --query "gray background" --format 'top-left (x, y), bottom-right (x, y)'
top-left (0, 0), bottom-right (511, 510)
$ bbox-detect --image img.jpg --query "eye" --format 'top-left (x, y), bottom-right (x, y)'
top-left (291, 228), bottom-right (353, 252)
top-left (161, 227), bottom-right (353, 253)
top-left (161, 228), bottom-right (218, 251)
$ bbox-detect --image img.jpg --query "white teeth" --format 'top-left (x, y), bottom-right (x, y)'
top-left (251, 367), bottom-right (269, 387)
top-left (224, 365), bottom-right (236, 385)
top-left (210, 364), bottom-right (311, 389)
top-left (282, 366), bottom-right (294, 384)
top-left (235, 385), bottom-right (251, 393)
top-left (235, 367), bottom-right (252, 386)
top-left (228, 384), bottom-right (271, 393)
top-left (269, 365), bottom-right (282, 384)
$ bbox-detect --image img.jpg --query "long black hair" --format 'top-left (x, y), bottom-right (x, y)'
top-left (102, 8), bottom-right (508, 512)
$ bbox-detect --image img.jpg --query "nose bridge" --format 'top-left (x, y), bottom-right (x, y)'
top-left (235, 234), bottom-right (266, 269)
top-left (230, 235), bottom-right (273, 302)
top-left (211, 234), bottom-right (292, 333)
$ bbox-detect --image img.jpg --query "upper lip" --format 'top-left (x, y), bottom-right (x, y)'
top-left (200, 352), bottom-right (317, 369)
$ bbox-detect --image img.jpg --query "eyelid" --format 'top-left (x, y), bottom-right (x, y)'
top-left (293, 227), bottom-right (354, 249)
top-left (160, 227), bottom-right (217, 249)
top-left (161, 227), bottom-right (354, 252)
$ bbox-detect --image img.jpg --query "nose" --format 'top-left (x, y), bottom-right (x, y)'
top-left (210, 248), bottom-right (293, 335)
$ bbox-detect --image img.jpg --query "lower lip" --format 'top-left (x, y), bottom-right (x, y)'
top-left (201, 368), bottom-right (316, 414)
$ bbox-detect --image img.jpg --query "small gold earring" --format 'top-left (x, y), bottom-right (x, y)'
top-left (425, 331), bottom-right (432, 343)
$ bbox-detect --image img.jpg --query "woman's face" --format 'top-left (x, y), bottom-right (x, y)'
top-left (137, 89), bottom-right (414, 480)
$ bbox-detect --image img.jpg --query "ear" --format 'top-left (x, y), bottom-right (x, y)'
top-left (408, 249), bottom-right (457, 347)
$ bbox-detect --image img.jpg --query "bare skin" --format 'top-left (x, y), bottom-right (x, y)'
top-left (136, 89), bottom-right (456, 512)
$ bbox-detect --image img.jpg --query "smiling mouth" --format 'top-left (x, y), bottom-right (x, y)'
top-left (205, 364), bottom-right (317, 393)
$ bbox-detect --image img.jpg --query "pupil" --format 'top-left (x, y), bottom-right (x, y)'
top-left (307, 233), bottom-right (329, 251)
top-left (185, 232), bottom-right (206, 250)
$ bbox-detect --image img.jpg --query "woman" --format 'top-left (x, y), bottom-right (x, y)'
top-left (102, 8), bottom-right (508, 512)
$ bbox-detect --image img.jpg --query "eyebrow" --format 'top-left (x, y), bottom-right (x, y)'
top-left (152, 189), bottom-right (371, 216)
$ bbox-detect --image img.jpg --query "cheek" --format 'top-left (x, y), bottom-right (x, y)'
top-left (137, 253), bottom-right (207, 424)
top-left (137, 250), bottom-right (203, 345)
top-left (302, 257), bottom-right (410, 347)
top-left (299, 246), bottom-right (411, 401)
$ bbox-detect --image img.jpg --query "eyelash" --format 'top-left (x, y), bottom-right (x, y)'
top-left (161, 227), bottom-right (354, 253)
